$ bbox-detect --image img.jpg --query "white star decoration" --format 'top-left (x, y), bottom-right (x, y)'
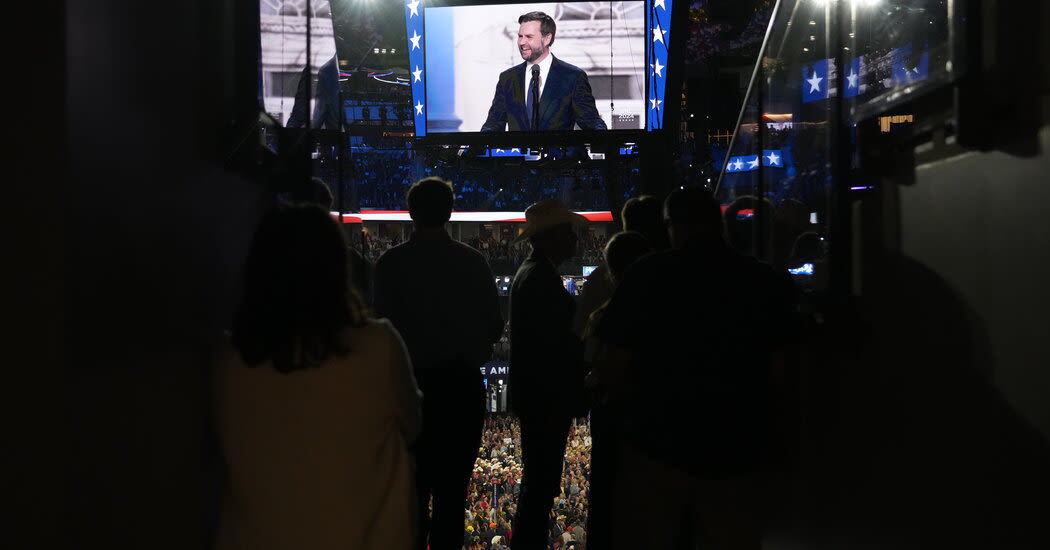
top-left (415, 101), bottom-right (424, 115)
top-left (766, 151), bottom-right (780, 165)
top-left (651, 60), bottom-right (664, 77)
top-left (407, 0), bottom-right (420, 17)
top-left (654, 0), bottom-right (666, 9)
top-left (846, 69), bottom-right (858, 89)
top-left (510, 148), bottom-right (521, 153)
top-left (413, 65), bottom-right (423, 82)
top-left (732, 159), bottom-right (744, 171)
top-left (410, 30), bottom-right (422, 50)
top-left (747, 157), bottom-right (760, 169)
top-left (649, 98), bottom-right (662, 110)
top-left (806, 71), bottom-right (823, 93)
top-left (652, 24), bottom-right (665, 44)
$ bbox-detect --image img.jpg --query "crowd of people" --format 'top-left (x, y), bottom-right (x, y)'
top-left (351, 225), bottom-right (613, 277)
top-left (577, 233), bottom-right (608, 267)
top-left (465, 234), bottom-right (532, 267)
top-left (212, 174), bottom-right (801, 550)
top-left (359, 232), bottom-right (402, 264)
top-left (461, 415), bottom-right (592, 550)
top-left (351, 149), bottom-right (618, 213)
top-left (463, 416), bottom-right (520, 549)
top-left (353, 150), bottom-right (415, 209)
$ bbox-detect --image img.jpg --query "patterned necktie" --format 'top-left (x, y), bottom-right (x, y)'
top-left (527, 65), bottom-right (540, 131)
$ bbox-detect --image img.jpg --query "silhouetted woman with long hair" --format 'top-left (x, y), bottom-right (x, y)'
top-left (213, 204), bottom-right (421, 550)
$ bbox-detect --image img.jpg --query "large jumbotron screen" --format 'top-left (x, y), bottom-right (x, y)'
top-left (406, 0), bottom-right (674, 136)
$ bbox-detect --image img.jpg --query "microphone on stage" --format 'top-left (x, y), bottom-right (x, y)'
top-left (528, 64), bottom-right (541, 131)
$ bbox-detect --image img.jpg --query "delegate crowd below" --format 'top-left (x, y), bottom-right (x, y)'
top-left (463, 415), bottom-right (591, 550)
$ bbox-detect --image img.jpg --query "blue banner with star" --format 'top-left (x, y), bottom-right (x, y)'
top-left (480, 148), bottom-right (527, 158)
top-left (761, 149), bottom-right (784, 168)
top-left (842, 56), bottom-right (864, 99)
top-left (647, 0), bottom-right (672, 131)
top-left (889, 43), bottom-right (928, 87)
top-left (405, 0), bottom-right (426, 136)
top-left (801, 58), bottom-right (830, 104)
top-left (725, 155), bottom-right (761, 173)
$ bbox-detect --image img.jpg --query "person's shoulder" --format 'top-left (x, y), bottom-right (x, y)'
top-left (552, 56), bottom-right (586, 75)
top-left (355, 318), bottom-right (409, 354)
top-left (352, 317), bottom-right (394, 340)
top-left (450, 238), bottom-right (488, 261)
top-left (626, 248), bottom-right (676, 276)
top-left (499, 62), bottom-right (526, 79)
top-left (730, 250), bottom-right (784, 279)
top-left (375, 241), bottom-right (409, 265)
top-left (513, 255), bottom-right (539, 276)
top-left (518, 256), bottom-right (557, 283)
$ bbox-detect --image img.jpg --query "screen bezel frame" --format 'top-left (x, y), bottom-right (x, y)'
top-left (407, 0), bottom-right (667, 140)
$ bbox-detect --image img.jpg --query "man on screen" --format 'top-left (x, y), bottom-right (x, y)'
top-left (481, 11), bottom-right (608, 132)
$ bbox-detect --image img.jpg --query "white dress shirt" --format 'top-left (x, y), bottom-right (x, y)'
top-left (524, 52), bottom-right (555, 103)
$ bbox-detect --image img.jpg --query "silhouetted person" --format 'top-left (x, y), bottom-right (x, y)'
top-left (289, 175), bottom-right (335, 207)
top-left (291, 176), bottom-right (373, 304)
top-left (507, 199), bottom-right (587, 550)
top-left (573, 195), bottom-right (669, 335)
top-left (723, 195), bottom-right (776, 263)
top-left (374, 177), bottom-right (503, 550)
top-left (580, 230), bottom-right (651, 550)
top-left (598, 188), bottom-right (797, 550)
top-left (787, 230), bottom-right (827, 291)
top-left (214, 204), bottom-right (421, 550)
top-left (286, 56), bottom-right (340, 130)
top-left (771, 198), bottom-right (811, 271)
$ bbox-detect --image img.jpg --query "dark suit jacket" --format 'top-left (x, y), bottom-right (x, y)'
top-left (481, 56), bottom-right (608, 132)
top-left (508, 252), bottom-right (585, 416)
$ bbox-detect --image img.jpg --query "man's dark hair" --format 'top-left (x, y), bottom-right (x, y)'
top-left (407, 177), bottom-right (454, 226)
top-left (790, 231), bottom-right (823, 263)
top-left (723, 195), bottom-right (775, 255)
top-left (286, 176), bottom-right (335, 209)
top-left (620, 195), bottom-right (669, 249)
top-left (604, 231), bottom-right (651, 282)
top-left (290, 177), bottom-right (334, 210)
top-left (518, 11), bottom-right (556, 47)
top-left (664, 187), bottom-right (724, 238)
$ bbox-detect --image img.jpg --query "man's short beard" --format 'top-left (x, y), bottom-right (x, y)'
top-left (523, 45), bottom-right (546, 62)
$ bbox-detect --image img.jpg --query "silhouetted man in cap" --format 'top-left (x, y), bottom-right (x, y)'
top-left (507, 199), bottom-right (588, 550)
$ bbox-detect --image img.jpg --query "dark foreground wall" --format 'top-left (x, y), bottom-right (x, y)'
top-left (62, 2), bottom-right (269, 548)
top-left (902, 126), bottom-right (1050, 440)
top-left (763, 118), bottom-right (1050, 550)
top-left (761, 5), bottom-right (1050, 545)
